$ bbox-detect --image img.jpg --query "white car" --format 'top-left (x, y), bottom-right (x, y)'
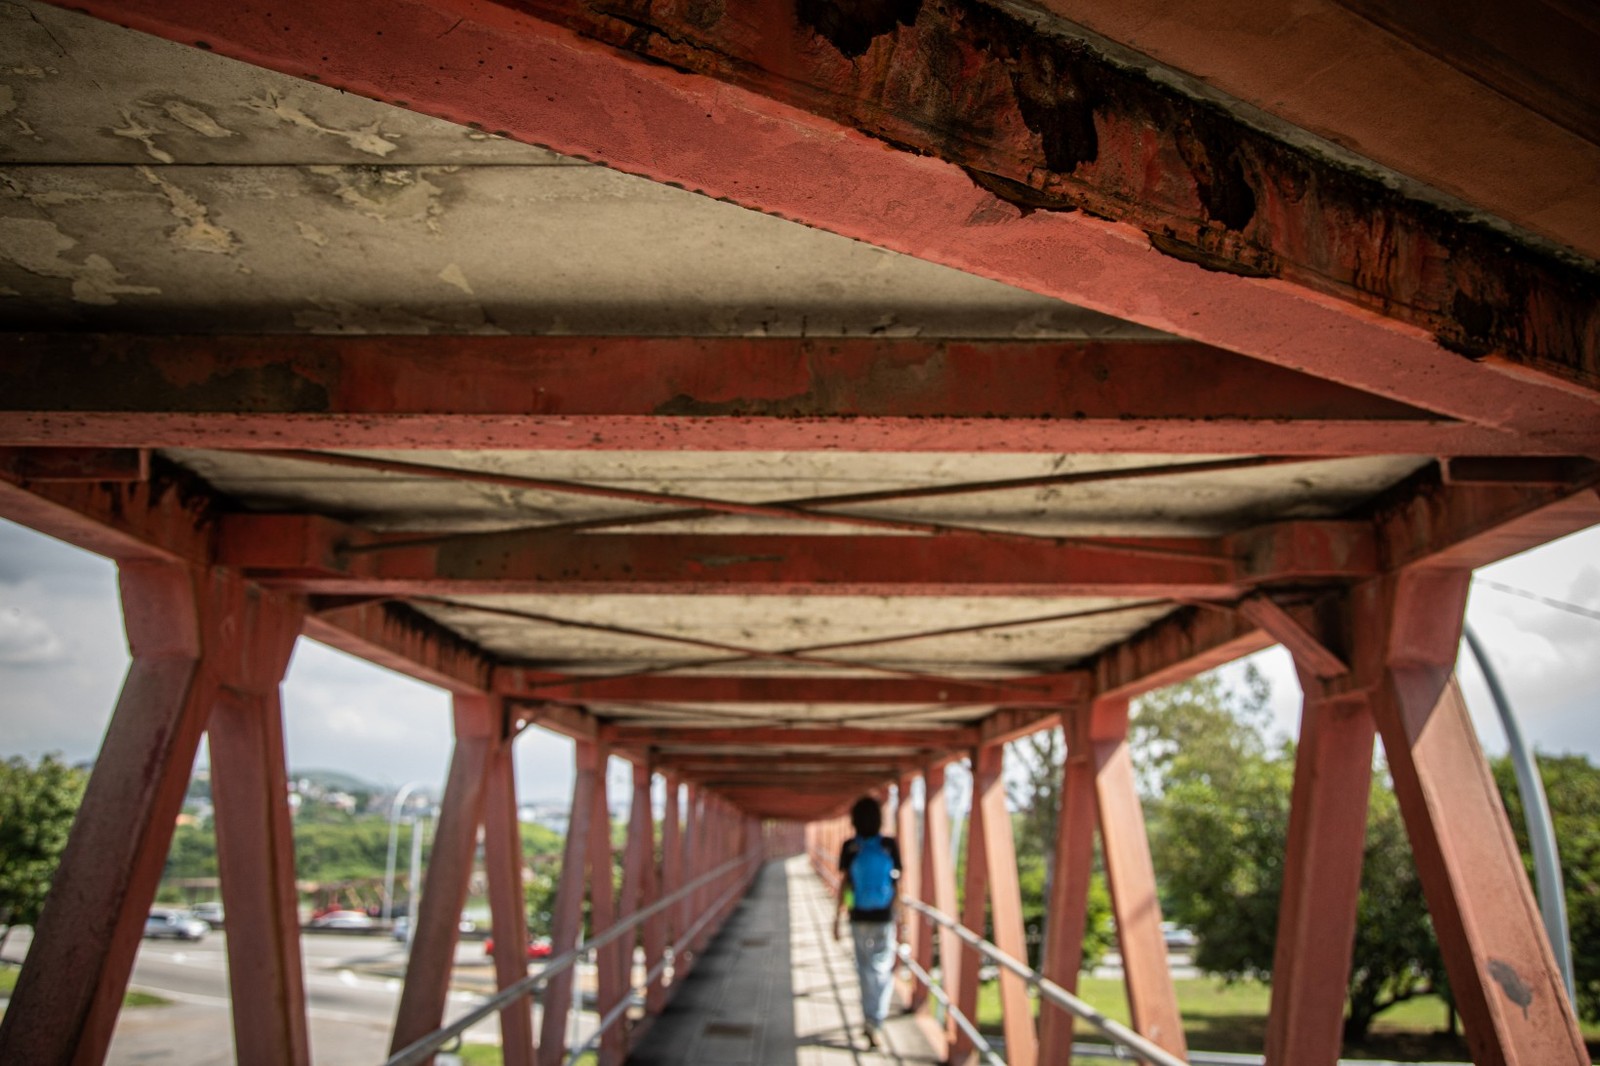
top-left (144, 909), bottom-right (209, 941)
top-left (309, 909), bottom-right (375, 930)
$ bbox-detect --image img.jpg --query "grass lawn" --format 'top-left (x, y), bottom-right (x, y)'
top-left (971, 976), bottom-right (1600, 1061)
top-left (0, 963), bottom-right (169, 1008)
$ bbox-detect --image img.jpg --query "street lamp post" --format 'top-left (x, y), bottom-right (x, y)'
top-left (383, 782), bottom-right (427, 925)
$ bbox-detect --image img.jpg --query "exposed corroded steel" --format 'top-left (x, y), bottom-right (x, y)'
top-left (302, 601), bottom-right (495, 694)
top-left (516, 0), bottom-right (1600, 391)
top-left (0, 461), bottom-right (216, 565)
top-left (0, 447), bottom-right (148, 483)
top-left (1094, 603), bottom-right (1273, 700)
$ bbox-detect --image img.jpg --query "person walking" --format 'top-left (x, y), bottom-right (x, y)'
top-left (832, 795), bottom-right (903, 1049)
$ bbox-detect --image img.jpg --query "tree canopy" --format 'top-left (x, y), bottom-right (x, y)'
top-left (0, 754), bottom-right (87, 947)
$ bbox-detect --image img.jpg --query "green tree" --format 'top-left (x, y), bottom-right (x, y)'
top-left (1493, 753), bottom-right (1600, 1023)
top-left (0, 754), bottom-right (88, 954)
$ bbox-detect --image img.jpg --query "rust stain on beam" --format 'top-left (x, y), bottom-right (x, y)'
top-left (524, 0), bottom-right (1600, 394)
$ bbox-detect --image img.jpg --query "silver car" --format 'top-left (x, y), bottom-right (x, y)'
top-left (144, 909), bottom-right (209, 942)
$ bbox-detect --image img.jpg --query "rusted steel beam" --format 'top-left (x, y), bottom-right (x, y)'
top-left (1, 333), bottom-right (1555, 455)
top-left (45, 1), bottom-right (1600, 447)
top-left (0, 447), bottom-right (148, 483)
top-left (496, 670), bottom-right (1088, 706)
top-left (1236, 593), bottom-right (1350, 679)
top-left (602, 725), bottom-right (974, 750)
top-left (0, 467), bottom-right (213, 566)
top-left (1377, 476), bottom-right (1600, 573)
top-left (976, 706), bottom-right (1069, 748)
top-left (656, 753), bottom-right (917, 772)
top-left (302, 601), bottom-right (492, 695)
top-left (1094, 604), bottom-right (1274, 701)
top-left (221, 517), bottom-right (1253, 597)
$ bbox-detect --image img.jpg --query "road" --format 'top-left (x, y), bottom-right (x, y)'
top-left (2, 927), bottom-right (591, 1065)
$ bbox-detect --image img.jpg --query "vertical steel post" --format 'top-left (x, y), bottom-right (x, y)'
top-left (390, 695), bottom-right (497, 1061)
top-left (538, 740), bottom-right (599, 1066)
top-left (0, 561), bottom-right (229, 1066)
top-left (208, 585), bottom-right (310, 1066)
top-left (483, 704), bottom-right (534, 1066)
top-left (1371, 571), bottom-right (1587, 1065)
top-left (1039, 705), bottom-right (1097, 1062)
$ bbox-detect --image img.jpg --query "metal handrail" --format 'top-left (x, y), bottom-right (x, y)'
top-left (900, 897), bottom-right (1189, 1066)
top-left (896, 944), bottom-right (1004, 1066)
top-left (382, 854), bottom-right (758, 1066)
top-left (563, 872), bottom-right (754, 1063)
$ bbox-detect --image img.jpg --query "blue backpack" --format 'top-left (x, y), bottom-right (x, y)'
top-left (850, 836), bottom-right (895, 911)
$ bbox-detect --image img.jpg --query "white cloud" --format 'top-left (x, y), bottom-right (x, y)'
top-left (0, 605), bottom-right (67, 664)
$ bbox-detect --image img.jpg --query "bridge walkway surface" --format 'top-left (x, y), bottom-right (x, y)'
top-left (627, 856), bottom-right (940, 1066)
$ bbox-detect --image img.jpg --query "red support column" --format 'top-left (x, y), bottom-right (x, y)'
top-left (538, 740), bottom-right (599, 1066)
top-left (921, 763), bottom-right (958, 1047)
top-left (896, 773), bottom-right (925, 1010)
top-left (1370, 571), bottom-right (1588, 1065)
top-left (975, 745), bottom-right (1038, 1066)
top-left (587, 749), bottom-right (622, 1066)
top-left (1094, 698), bottom-right (1186, 1059)
top-left (0, 561), bottom-right (231, 1066)
top-left (951, 755), bottom-right (988, 1066)
top-left (633, 764), bottom-right (666, 1019)
top-left (390, 696), bottom-right (498, 1060)
top-left (1039, 706), bottom-right (1097, 1062)
top-left (1265, 664), bottom-right (1376, 1066)
top-left (208, 585), bottom-right (310, 1066)
top-left (483, 706), bottom-right (535, 1066)
top-left (677, 784), bottom-right (699, 965)
top-left (651, 774), bottom-right (681, 1010)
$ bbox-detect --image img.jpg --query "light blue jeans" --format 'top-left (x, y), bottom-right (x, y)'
top-left (850, 920), bottom-right (897, 1026)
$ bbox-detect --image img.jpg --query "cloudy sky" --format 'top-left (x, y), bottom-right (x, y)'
top-left (2, 517), bottom-right (1597, 805)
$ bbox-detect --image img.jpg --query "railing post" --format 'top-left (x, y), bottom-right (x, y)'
top-left (952, 753), bottom-right (988, 1066)
top-left (921, 762), bottom-right (958, 1048)
top-left (1092, 696), bottom-right (1186, 1059)
top-left (209, 584), bottom-right (310, 1066)
top-left (1261, 595), bottom-right (1375, 1066)
top-left (895, 773), bottom-right (926, 1010)
top-left (0, 561), bottom-right (229, 1066)
top-left (976, 744), bottom-right (1039, 1066)
top-left (1040, 704), bottom-right (1096, 1062)
top-left (483, 705), bottom-right (535, 1066)
top-left (652, 773), bottom-right (682, 1012)
top-left (587, 749), bottom-right (621, 1066)
top-left (1368, 570), bottom-right (1587, 1065)
top-left (390, 695), bottom-right (499, 1062)
top-left (538, 740), bottom-right (600, 1066)
top-left (615, 757), bottom-right (655, 1058)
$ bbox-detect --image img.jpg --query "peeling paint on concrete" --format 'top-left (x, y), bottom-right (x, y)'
top-left (136, 165), bottom-right (238, 254)
top-left (246, 89), bottom-right (399, 156)
top-left (0, 217), bottom-right (160, 304)
top-left (109, 108), bottom-right (174, 164)
top-left (438, 263), bottom-right (474, 295)
top-left (12, 116), bottom-right (43, 142)
top-left (295, 220), bottom-right (329, 247)
top-left (306, 165), bottom-right (444, 233)
top-left (152, 99), bottom-right (237, 139)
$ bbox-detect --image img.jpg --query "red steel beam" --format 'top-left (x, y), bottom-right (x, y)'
top-left (495, 670), bottom-right (1088, 706)
top-left (220, 517), bottom-right (1286, 597)
top-left (0, 469), bottom-right (213, 566)
top-left (41, 1), bottom-right (1600, 448)
top-left (0, 334), bottom-right (1549, 456)
top-left (602, 725), bottom-right (974, 750)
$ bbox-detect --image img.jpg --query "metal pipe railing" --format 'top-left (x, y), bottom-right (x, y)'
top-left (896, 944), bottom-right (1005, 1066)
top-left (901, 897), bottom-right (1189, 1066)
top-left (562, 871), bottom-right (755, 1063)
top-left (382, 853), bottom-right (758, 1066)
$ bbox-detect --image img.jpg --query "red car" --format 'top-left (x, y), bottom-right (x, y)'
top-left (484, 935), bottom-right (553, 959)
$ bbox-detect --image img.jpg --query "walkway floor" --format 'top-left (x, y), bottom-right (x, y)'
top-left (627, 856), bottom-right (942, 1066)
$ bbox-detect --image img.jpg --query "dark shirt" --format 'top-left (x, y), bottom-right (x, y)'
top-left (838, 835), bottom-right (902, 923)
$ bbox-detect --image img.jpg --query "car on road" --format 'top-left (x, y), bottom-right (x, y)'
top-left (392, 915), bottom-right (478, 940)
top-left (144, 909), bottom-right (209, 942)
top-left (308, 909), bottom-right (375, 930)
top-left (484, 935), bottom-right (553, 959)
top-left (1161, 921), bottom-right (1198, 951)
top-left (192, 901), bottom-right (225, 926)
